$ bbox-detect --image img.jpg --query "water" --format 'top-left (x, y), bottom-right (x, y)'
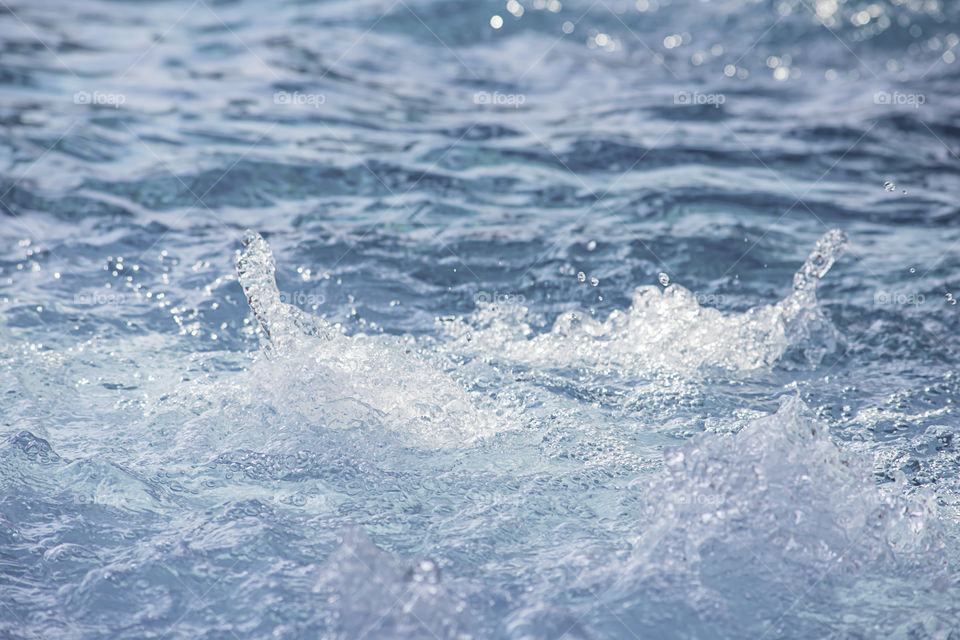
top-left (1, 0), bottom-right (959, 637)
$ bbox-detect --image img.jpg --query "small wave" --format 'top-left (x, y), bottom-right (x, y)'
top-left (0, 430), bottom-right (168, 512)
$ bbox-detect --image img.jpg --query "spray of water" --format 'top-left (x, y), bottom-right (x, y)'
top-left (444, 229), bottom-right (850, 374)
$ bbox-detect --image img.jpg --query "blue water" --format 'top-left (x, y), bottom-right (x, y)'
top-left (2, 0), bottom-right (960, 637)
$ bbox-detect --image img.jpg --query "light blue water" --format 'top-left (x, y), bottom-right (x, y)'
top-left (1, 0), bottom-right (959, 637)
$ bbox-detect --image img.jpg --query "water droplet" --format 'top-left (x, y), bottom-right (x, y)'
top-left (590, 277), bottom-right (599, 286)
top-left (577, 271), bottom-right (586, 282)
top-left (883, 181), bottom-right (895, 191)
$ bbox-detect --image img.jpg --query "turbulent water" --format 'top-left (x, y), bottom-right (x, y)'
top-left (2, 0), bottom-right (960, 638)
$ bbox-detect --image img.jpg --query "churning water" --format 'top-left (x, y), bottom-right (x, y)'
top-left (1, 0), bottom-right (959, 637)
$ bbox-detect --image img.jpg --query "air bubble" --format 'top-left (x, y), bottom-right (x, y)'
top-left (883, 181), bottom-right (895, 191)
top-left (590, 277), bottom-right (599, 286)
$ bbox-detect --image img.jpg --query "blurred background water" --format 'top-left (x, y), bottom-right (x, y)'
top-left (1, 0), bottom-right (959, 637)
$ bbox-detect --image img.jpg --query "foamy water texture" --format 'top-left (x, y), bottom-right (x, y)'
top-left (2, 0), bottom-right (960, 637)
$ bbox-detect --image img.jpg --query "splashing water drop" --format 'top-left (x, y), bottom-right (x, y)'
top-left (237, 229), bottom-right (335, 346)
top-left (790, 229), bottom-right (848, 292)
top-left (776, 229), bottom-right (849, 336)
top-left (658, 272), bottom-right (671, 287)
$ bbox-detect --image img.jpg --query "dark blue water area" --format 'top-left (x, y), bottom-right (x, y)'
top-left (1, 0), bottom-right (959, 637)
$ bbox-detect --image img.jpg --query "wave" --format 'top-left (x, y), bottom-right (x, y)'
top-left (228, 228), bottom-right (848, 450)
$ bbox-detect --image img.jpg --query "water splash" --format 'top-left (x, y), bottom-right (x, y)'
top-left (445, 230), bottom-right (849, 374)
top-left (778, 228), bottom-right (849, 319)
top-left (237, 230), bottom-right (336, 351)
top-left (586, 396), bottom-right (954, 637)
top-left (235, 231), bottom-right (500, 449)
top-left (313, 528), bottom-right (475, 639)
